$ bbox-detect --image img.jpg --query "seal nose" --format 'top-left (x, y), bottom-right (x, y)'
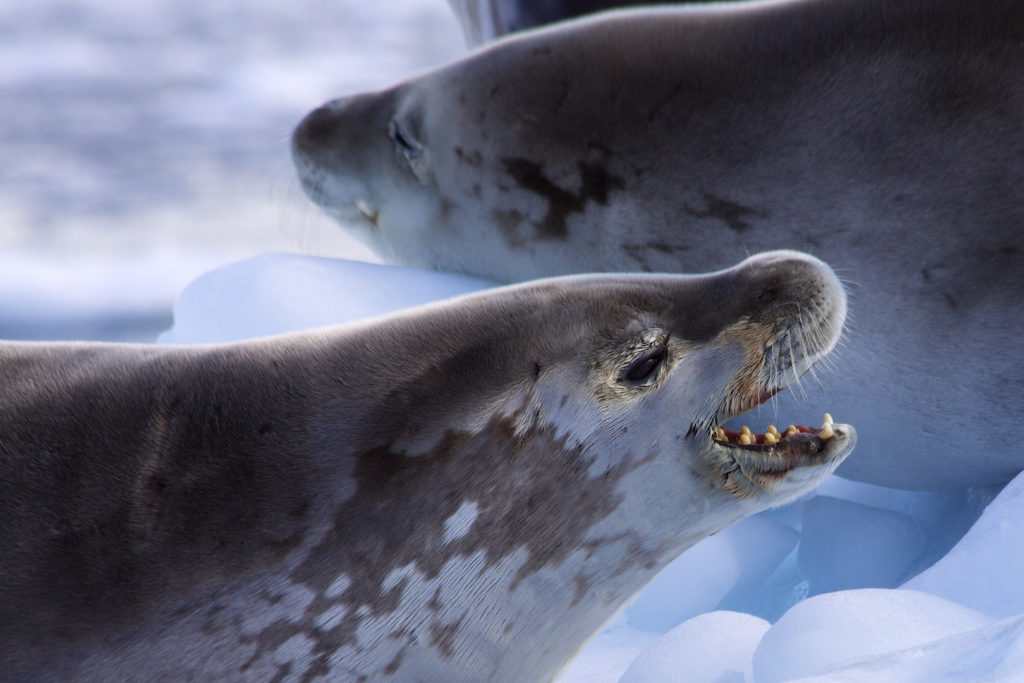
top-left (292, 101), bottom-right (349, 155)
top-left (292, 91), bottom-right (392, 156)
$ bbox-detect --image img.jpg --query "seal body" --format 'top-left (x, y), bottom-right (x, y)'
top-left (0, 251), bottom-right (853, 681)
top-left (292, 0), bottom-right (1023, 488)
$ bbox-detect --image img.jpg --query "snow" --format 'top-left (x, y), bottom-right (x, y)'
top-left (789, 615), bottom-right (1024, 683)
top-left (903, 472), bottom-right (1024, 619)
top-left (159, 253), bottom-right (1024, 682)
top-left (751, 590), bottom-right (991, 682)
top-left (620, 611), bottom-right (770, 683)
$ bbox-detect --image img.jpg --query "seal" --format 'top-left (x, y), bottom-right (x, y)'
top-left (0, 251), bottom-right (853, 681)
top-left (291, 0), bottom-right (1023, 489)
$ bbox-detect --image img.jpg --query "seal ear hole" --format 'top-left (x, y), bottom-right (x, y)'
top-left (621, 345), bottom-right (668, 385)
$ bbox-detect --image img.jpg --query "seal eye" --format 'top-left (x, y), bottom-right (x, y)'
top-left (623, 346), bottom-right (667, 384)
top-left (388, 119), bottom-right (423, 162)
top-left (758, 286), bottom-right (779, 305)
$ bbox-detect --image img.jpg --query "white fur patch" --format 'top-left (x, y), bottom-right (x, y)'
top-left (325, 574), bottom-right (351, 599)
top-left (443, 501), bottom-right (480, 544)
top-left (314, 604), bottom-right (349, 632)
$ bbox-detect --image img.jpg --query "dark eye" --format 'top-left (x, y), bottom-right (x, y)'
top-left (758, 286), bottom-right (779, 305)
top-left (388, 119), bottom-right (422, 161)
top-left (623, 346), bottom-right (667, 384)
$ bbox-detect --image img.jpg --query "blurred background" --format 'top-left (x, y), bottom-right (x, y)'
top-left (0, 0), bottom-right (463, 341)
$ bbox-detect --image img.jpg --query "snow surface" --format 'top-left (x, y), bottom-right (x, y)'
top-left (620, 611), bottom-right (770, 683)
top-left (162, 253), bottom-right (1024, 682)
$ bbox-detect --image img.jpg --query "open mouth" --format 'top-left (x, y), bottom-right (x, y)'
top-left (354, 199), bottom-right (381, 227)
top-left (708, 412), bottom-right (846, 491)
top-left (713, 413), bottom-right (835, 450)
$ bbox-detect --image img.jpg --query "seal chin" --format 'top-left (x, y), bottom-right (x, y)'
top-left (705, 414), bottom-right (856, 502)
top-left (291, 142), bottom-right (378, 229)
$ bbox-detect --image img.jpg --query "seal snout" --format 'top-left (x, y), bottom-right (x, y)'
top-left (691, 251), bottom-right (855, 498)
top-left (293, 105), bottom-right (339, 152)
top-left (739, 250), bottom-right (847, 359)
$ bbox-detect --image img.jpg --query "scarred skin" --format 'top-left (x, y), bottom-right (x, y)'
top-left (0, 251), bottom-right (852, 681)
top-left (292, 0), bottom-right (1023, 489)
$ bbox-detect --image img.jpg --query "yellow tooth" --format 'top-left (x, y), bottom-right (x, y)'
top-left (739, 433), bottom-right (753, 445)
top-left (714, 427), bottom-right (727, 441)
top-left (818, 418), bottom-right (835, 441)
top-left (785, 425), bottom-right (799, 437)
top-left (767, 425), bottom-right (780, 437)
top-left (822, 412), bottom-right (834, 426)
top-left (763, 432), bottom-right (779, 445)
top-left (741, 426), bottom-right (752, 436)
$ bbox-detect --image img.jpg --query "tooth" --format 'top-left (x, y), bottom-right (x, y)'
top-left (822, 413), bottom-right (834, 426)
top-left (715, 427), bottom-right (727, 441)
top-left (741, 426), bottom-right (752, 436)
top-left (785, 425), bottom-right (799, 437)
top-left (819, 418), bottom-right (835, 441)
top-left (739, 433), bottom-right (753, 445)
top-left (767, 425), bottom-right (780, 437)
top-left (763, 432), bottom-right (779, 445)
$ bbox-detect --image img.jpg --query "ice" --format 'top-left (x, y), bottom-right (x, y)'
top-left (620, 611), bottom-right (769, 683)
top-left (904, 471), bottom-right (1024, 619)
top-left (159, 253), bottom-right (494, 344)
top-left (625, 516), bottom-right (797, 632)
top-left (810, 475), bottom-right (1002, 579)
top-left (797, 495), bottom-right (926, 594)
top-left (751, 589), bottom-right (992, 682)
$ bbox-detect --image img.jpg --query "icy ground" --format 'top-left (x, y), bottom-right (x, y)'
top-left (163, 253), bottom-right (1024, 682)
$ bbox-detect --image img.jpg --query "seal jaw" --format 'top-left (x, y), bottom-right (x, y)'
top-left (703, 415), bottom-right (856, 501)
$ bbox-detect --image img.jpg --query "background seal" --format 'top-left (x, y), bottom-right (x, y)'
top-left (292, 0), bottom-right (1023, 489)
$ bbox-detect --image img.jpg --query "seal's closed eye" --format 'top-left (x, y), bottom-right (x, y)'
top-left (622, 345), bottom-right (667, 384)
top-left (387, 119), bottom-right (422, 163)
